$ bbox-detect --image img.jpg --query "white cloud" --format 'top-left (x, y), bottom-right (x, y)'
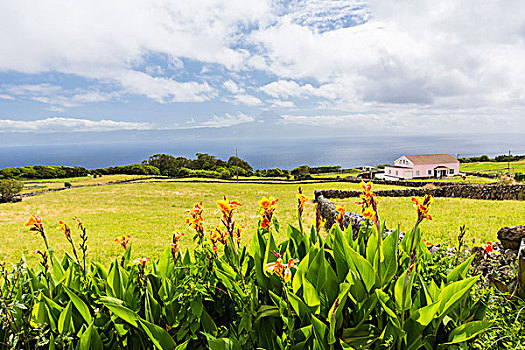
top-left (0, 117), bottom-right (155, 133)
top-left (114, 70), bottom-right (216, 103)
top-left (231, 94), bottom-right (263, 106)
top-left (223, 80), bottom-right (245, 94)
top-left (0, 94), bottom-right (14, 100)
top-left (2, 83), bottom-right (118, 109)
top-left (197, 112), bottom-right (255, 128)
top-left (0, 0), bottom-right (524, 130)
top-left (269, 99), bottom-right (295, 108)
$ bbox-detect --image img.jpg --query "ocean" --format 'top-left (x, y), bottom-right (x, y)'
top-left (0, 133), bottom-right (523, 170)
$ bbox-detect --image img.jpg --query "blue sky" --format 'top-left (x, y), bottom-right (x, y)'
top-left (0, 0), bottom-right (524, 136)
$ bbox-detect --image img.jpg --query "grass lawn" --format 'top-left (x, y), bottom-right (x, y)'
top-left (460, 159), bottom-right (525, 174)
top-left (21, 174), bottom-right (153, 194)
top-left (1, 180), bottom-right (523, 266)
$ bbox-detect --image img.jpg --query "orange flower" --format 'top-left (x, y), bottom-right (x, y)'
top-left (114, 234), bottom-right (130, 249)
top-left (423, 238), bottom-right (433, 247)
top-left (173, 231), bottom-right (184, 242)
top-left (170, 242), bottom-right (180, 255)
top-left (216, 199), bottom-right (242, 217)
top-left (24, 215), bottom-right (42, 227)
top-left (265, 258), bottom-right (299, 283)
top-left (411, 194), bottom-right (433, 222)
top-left (185, 201), bottom-right (203, 216)
top-left (72, 217), bottom-right (82, 227)
top-left (296, 193), bottom-right (310, 213)
top-left (258, 196), bottom-right (278, 211)
top-left (260, 216), bottom-right (270, 229)
top-left (58, 220), bottom-right (71, 240)
top-left (362, 208), bottom-right (377, 223)
top-left (485, 241), bottom-right (493, 253)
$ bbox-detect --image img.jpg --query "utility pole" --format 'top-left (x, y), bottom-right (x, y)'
top-left (508, 150), bottom-right (511, 173)
top-left (235, 147), bottom-right (239, 183)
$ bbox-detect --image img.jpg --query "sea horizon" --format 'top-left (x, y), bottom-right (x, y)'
top-left (1, 132), bottom-right (523, 170)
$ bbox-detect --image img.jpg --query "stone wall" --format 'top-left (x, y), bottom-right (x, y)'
top-left (315, 183), bottom-right (525, 201)
top-left (315, 194), bottom-right (364, 238)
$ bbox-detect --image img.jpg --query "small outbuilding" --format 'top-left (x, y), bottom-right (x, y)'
top-left (383, 154), bottom-right (460, 180)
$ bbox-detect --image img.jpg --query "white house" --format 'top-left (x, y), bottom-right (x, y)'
top-left (383, 154), bottom-right (460, 180)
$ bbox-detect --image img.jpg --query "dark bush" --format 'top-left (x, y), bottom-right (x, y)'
top-left (0, 179), bottom-right (23, 202)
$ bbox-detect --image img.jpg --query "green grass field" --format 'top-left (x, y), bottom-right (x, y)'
top-left (1, 179), bottom-right (523, 265)
top-left (460, 159), bottom-right (525, 174)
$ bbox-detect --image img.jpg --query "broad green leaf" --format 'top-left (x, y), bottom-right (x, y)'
top-left (438, 320), bottom-right (493, 348)
top-left (375, 290), bottom-right (401, 329)
top-left (107, 260), bottom-right (126, 299)
top-left (156, 247), bottom-right (174, 278)
top-left (438, 276), bottom-right (479, 316)
top-left (381, 228), bottom-right (399, 286)
top-left (394, 268), bottom-right (416, 311)
top-left (446, 254), bottom-right (475, 283)
top-left (311, 315), bottom-right (328, 350)
top-left (63, 286), bottom-right (92, 323)
top-left (77, 322), bottom-right (103, 350)
top-left (288, 292), bottom-right (312, 323)
top-left (341, 324), bottom-right (378, 349)
top-left (346, 246), bottom-right (377, 293)
top-left (409, 301), bottom-right (440, 327)
top-left (302, 276), bottom-right (321, 310)
top-left (200, 308), bottom-right (218, 336)
top-left (139, 319), bottom-right (177, 350)
top-left (58, 301), bottom-right (74, 334)
top-left (100, 296), bottom-right (139, 327)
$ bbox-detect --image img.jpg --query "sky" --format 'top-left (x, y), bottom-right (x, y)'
top-left (0, 0), bottom-right (524, 138)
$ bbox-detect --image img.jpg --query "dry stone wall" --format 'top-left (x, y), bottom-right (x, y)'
top-left (315, 184), bottom-right (525, 201)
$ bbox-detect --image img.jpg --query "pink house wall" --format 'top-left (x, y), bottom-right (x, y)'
top-left (384, 156), bottom-right (460, 179)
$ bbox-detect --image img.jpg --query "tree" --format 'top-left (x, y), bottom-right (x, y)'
top-left (0, 179), bottom-right (23, 203)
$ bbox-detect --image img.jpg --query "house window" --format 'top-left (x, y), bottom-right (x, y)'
top-left (449, 169), bottom-right (454, 174)
top-left (389, 170), bottom-right (391, 174)
top-left (396, 171), bottom-right (398, 175)
top-left (427, 170), bottom-right (432, 175)
top-left (416, 171), bottom-right (420, 176)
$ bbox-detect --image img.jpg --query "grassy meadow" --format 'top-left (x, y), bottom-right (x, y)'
top-left (1, 177), bottom-right (523, 265)
top-left (460, 159), bottom-right (525, 174)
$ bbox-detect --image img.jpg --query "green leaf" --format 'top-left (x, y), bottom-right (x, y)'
top-left (77, 322), bottom-right (103, 350)
top-left (107, 260), bottom-right (126, 299)
top-left (288, 292), bottom-right (312, 323)
top-left (63, 286), bottom-right (92, 324)
top-left (139, 319), bottom-right (177, 350)
top-left (58, 301), bottom-right (74, 334)
top-left (438, 276), bottom-right (479, 317)
top-left (409, 301), bottom-right (440, 327)
top-left (438, 320), bottom-right (493, 348)
top-left (311, 315), bottom-right (329, 350)
top-left (381, 228), bottom-right (399, 286)
top-left (346, 246), bottom-right (377, 293)
top-left (394, 269), bottom-right (416, 311)
top-left (446, 254), bottom-right (475, 283)
top-left (375, 290), bottom-right (401, 329)
top-left (341, 324), bottom-right (378, 349)
top-left (156, 247), bottom-right (175, 278)
top-left (100, 296), bottom-right (139, 327)
top-left (200, 308), bottom-right (218, 336)
top-left (302, 275), bottom-right (321, 311)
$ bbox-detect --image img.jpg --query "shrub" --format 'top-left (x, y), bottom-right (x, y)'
top-left (0, 179), bottom-right (23, 202)
top-left (64, 182), bottom-right (72, 188)
top-left (0, 184), bottom-right (493, 349)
